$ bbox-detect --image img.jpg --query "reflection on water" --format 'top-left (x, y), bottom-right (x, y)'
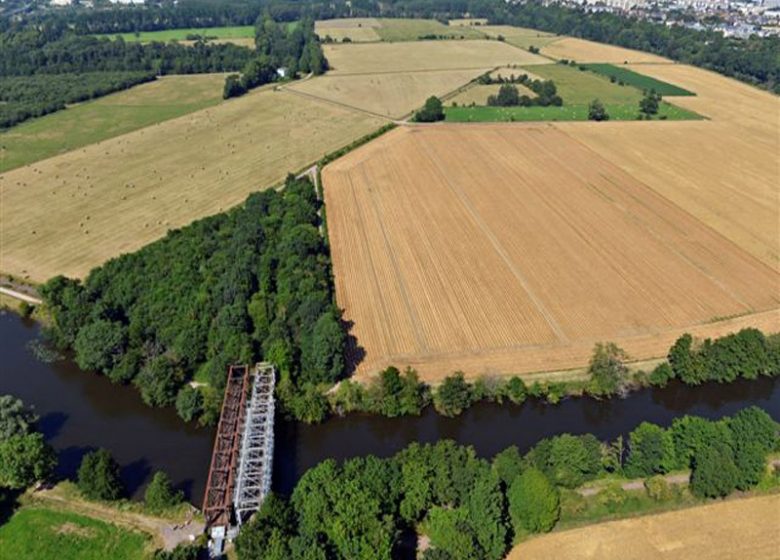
top-left (1, 311), bottom-right (777, 501)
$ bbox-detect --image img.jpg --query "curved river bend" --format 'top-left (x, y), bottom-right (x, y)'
top-left (1, 312), bottom-right (778, 501)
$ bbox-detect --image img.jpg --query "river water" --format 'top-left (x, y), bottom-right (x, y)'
top-left (1, 311), bottom-right (778, 502)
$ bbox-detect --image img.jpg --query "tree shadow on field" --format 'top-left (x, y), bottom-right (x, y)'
top-left (341, 319), bottom-right (366, 378)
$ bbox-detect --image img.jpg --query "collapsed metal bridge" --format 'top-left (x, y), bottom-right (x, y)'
top-left (202, 363), bottom-right (275, 552)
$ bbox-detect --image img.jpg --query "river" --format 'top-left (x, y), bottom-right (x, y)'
top-left (1, 311), bottom-right (778, 502)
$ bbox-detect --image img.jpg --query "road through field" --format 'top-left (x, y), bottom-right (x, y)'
top-left (508, 493), bottom-right (780, 560)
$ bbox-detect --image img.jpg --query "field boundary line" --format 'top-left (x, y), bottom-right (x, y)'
top-left (412, 134), bottom-right (569, 344)
top-left (281, 85), bottom-right (394, 121)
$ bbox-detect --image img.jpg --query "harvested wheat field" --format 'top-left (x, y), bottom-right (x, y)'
top-left (315, 18), bottom-right (381, 42)
top-left (508, 494), bottom-right (780, 560)
top-left (289, 69), bottom-right (487, 117)
top-left (0, 89), bottom-right (384, 282)
top-left (323, 40), bottom-right (548, 74)
top-left (556, 64), bottom-right (780, 269)
top-left (541, 37), bottom-right (670, 64)
top-left (324, 124), bottom-right (780, 381)
top-left (479, 25), bottom-right (560, 49)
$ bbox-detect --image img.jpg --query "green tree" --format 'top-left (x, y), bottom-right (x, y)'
top-left (425, 506), bottom-right (481, 560)
top-left (0, 394), bottom-right (38, 441)
top-left (223, 73), bottom-right (246, 99)
top-left (690, 443), bottom-right (738, 498)
top-left (144, 470), bottom-right (183, 512)
top-left (300, 311), bottom-right (345, 385)
top-left (487, 83), bottom-right (520, 106)
top-left (669, 334), bottom-right (707, 385)
top-left (0, 433), bottom-right (56, 489)
top-left (670, 415), bottom-right (733, 469)
top-left (625, 422), bottom-right (676, 477)
top-left (492, 446), bottom-right (524, 487)
top-left (434, 373), bottom-right (473, 417)
top-left (175, 385), bottom-right (203, 423)
top-left (414, 96), bottom-right (445, 122)
top-left (73, 319), bottom-right (127, 374)
top-left (505, 377), bottom-right (527, 405)
top-left (465, 469), bottom-right (507, 560)
top-left (639, 90), bottom-right (660, 116)
top-left (648, 362), bottom-right (674, 386)
top-left (733, 442), bottom-right (766, 490)
top-left (587, 342), bottom-right (629, 396)
top-left (77, 448), bottom-right (124, 501)
top-left (529, 434), bottom-right (602, 488)
top-left (727, 406), bottom-right (777, 453)
top-left (236, 493), bottom-right (296, 560)
top-left (508, 467), bottom-right (560, 534)
top-left (587, 98), bottom-right (609, 121)
top-left (134, 356), bottom-right (182, 407)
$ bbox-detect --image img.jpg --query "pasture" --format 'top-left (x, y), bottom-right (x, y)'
top-left (0, 88), bottom-right (384, 282)
top-left (97, 25), bottom-right (255, 42)
top-left (0, 506), bottom-right (149, 560)
top-left (290, 69), bottom-right (488, 118)
top-left (323, 124), bottom-right (779, 381)
top-left (541, 37), bottom-right (670, 64)
top-left (583, 63), bottom-right (695, 95)
top-left (315, 18), bottom-right (381, 42)
top-left (0, 74), bottom-right (225, 172)
top-left (508, 494), bottom-right (780, 560)
top-left (444, 102), bottom-right (697, 122)
top-left (323, 40), bottom-right (549, 74)
top-left (558, 63), bottom-right (780, 268)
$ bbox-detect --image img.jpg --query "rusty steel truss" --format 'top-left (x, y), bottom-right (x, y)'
top-left (202, 365), bottom-right (250, 528)
top-left (202, 363), bottom-right (276, 531)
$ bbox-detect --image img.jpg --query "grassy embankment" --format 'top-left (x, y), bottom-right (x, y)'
top-left (0, 74), bottom-right (225, 172)
top-left (445, 63), bottom-right (701, 122)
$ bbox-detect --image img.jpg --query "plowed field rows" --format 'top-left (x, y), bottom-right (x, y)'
top-left (324, 124), bottom-right (780, 381)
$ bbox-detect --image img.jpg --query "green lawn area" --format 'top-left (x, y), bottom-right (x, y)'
top-left (0, 73), bottom-right (225, 172)
top-left (444, 63), bottom-right (701, 122)
top-left (375, 18), bottom-right (486, 41)
top-left (0, 506), bottom-right (148, 560)
top-left (97, 25), bottom-right (255, 42)
top-left (583, 63), bottom-right (695, 96)
top-left (444, 101), bottom-right (699, 122)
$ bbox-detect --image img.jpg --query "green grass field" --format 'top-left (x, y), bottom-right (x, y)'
top-left (97, 25), bottom-right (255, 42)
top-left (375, 18), bottom-right (486, 41)
top-left (444, 63), bottom-right (700, 122)
top-left (444, 101), bottom-right (699, 122)
top-left (583, 64), bottom-right (695, 96)
top-left (0, 507), bottom-right (148, 560)
top-left (0, 74), bottom-right (225, 172)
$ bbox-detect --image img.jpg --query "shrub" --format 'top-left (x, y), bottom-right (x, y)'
top-left (414, 96), bottom-right (445, 122)
top-left (644, 475), bottom-right (672, 501)
top-left (175, 385), bottom-right (204, 423)
top-left (434, 373), bottom-right (473, 417)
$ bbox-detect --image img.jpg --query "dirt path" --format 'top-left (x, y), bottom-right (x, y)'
top-left (32, 487), bottom-right (204, 550)
top-left (577, 473), bottom-right (690, 497)
top-left (0, 286), bottom-right (42, 305)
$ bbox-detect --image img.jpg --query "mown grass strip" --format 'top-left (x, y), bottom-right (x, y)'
top-left (444, 102), bottom-right (701, 122)
top-left (583, 63), bottom-right (695, 96)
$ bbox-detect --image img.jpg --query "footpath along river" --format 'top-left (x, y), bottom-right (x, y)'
top-left (1, 311), bottom-right (778, 501)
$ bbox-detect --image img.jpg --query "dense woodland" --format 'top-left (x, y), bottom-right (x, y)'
top-left (41, 176), bottom-right (344, 426)
top-left (234, 406), bottom-right (779, 560)
top-left (13, 0), bottom-right (779, 92)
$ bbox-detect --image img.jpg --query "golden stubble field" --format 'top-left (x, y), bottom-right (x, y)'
top-left (541, 37), bottom-right (671, 63)
top-left (508, 494), bottom-right (780, 560)
top-left (557, 63), bottom-right (780, 269)
top-left (323, 40), bottom-right (549, 74)
top-left (289, 68), bottom-right (489, 118)
top-left (0, 89), bottom-right (384, 282)
top-left (323, 124), bottom-right (780, 381)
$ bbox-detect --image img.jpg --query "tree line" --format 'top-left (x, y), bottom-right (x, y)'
top-left (41, 175), bottom-right (343, 426)
top-left (0, 71), bottom-right (155, 129)
top-left (17, 0), bottom-right (780, 91)
top-left (234, 405), bottom-right (779, 559)
top-left (474, 73), bottom-right (562, 107)
top-left (223, 15), bottom-right (327, 99)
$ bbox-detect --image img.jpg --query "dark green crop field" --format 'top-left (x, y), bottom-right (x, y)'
top-left (583, 64), bottom-right (696, 96)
